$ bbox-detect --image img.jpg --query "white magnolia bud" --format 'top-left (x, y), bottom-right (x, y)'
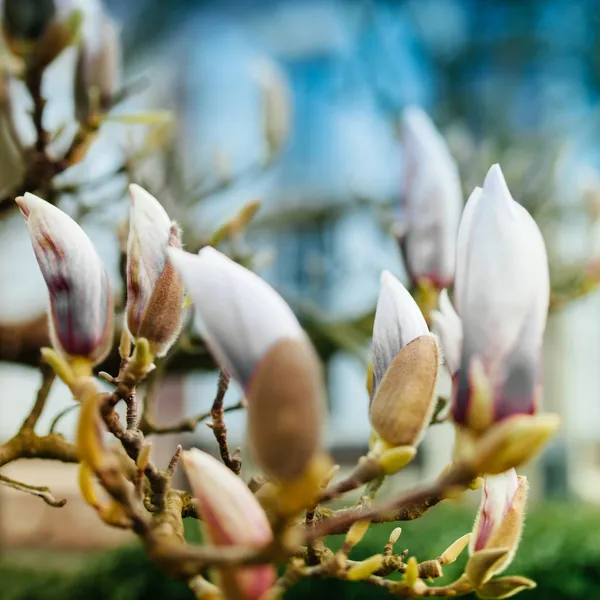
top-left (453, 164), bottom-right (549, 428)
top-left (401, 106), bottom-right (462, 287)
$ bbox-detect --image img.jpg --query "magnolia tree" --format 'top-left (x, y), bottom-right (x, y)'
top-left (0, 2), bottom-right (578, 600)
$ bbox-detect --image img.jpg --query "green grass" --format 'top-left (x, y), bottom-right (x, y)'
top-left (2, 502), bottom-right (600, 599)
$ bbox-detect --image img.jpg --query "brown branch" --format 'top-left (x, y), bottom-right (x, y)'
top-left (24, 66), bottom-right (48, 153)
top-left (0, 473), bottom-right (66, 507)
top-left (20, 362), bottom-right (55, 433)
top-left (318, 456), bottom-right (384, 503)
top-left (306, 464), bottom-right (476, 542)
top-left (207, 370), bottom-right (241, 474)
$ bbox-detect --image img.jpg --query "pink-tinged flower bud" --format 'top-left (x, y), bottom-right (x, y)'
top-left (453, 164), bottom-right (550, 430)
top-left (466, 469), bottom-right (527, 589)
top-left (74, 10), bottom-right (121, 122)
top-left (401, 106), bottom-right (462, 288)
top-left (182, 449), bottom-right (276, 600)
top-left (431, 289), bottom-right (462, 375)
top-left (169, 247), bottom-right (327, 488)
top-left (369, 271), bottom-right (438, 449)
top-left (17, 192), bottom-right (113, 365)
top-left (125, 184), bottom-right (184, 358)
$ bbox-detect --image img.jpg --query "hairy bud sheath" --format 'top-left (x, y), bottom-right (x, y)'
top-left (17, 192), bottom-right (113, 366)
top-left (466, 469), bottom-right (528, 588)
top-left (182, 449), bottom-right (276, 600)
top-left (369, 271), bottom-right (438, 449)
top-left (169, 247), bottom-right (325, 483)
top-left (125, 184), bottom-right (184, 358)
top-left (401, 106), bottom-right (462, 288)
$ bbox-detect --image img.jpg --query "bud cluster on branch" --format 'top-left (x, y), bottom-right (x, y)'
top-left (0, 8), bottom-right (566, 598)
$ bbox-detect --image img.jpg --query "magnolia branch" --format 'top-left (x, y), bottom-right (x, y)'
top-left (0, 473), bottom-right (66, 507)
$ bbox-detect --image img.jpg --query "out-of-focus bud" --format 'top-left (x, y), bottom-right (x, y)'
top-left (465, 470), bottom-right (527, 590)
top-left (125, 184), bottom-right (184, 358)
top-left (182, 449), bottom-right (276, 600)
top-left (252, 57), bottom-right (292, 162)
top-left (17, 192), bottom-right (114, 367)
top-left (431, 289), bottom-right (462, 375)
top-left (74, 11), bottom-right (121, 123)
top-left (450, 165), bottom-right (558, 473)
top-left (400, 106), bottom-right (462, 289)
top-left (2, 0), bottom-right (85, 68)
top-left (169, 247), bottom-right (331, 512)
top-left (369, 271), bottom-right (438, 453)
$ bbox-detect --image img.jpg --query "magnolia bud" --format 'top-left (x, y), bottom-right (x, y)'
top-left (453, 165), bottom-right (549, 430)
top-left (168, 246), bottom-right (304, 387)
top-left (182, 449), bottom-right (276, 600)
top-left (169, 247), bottom-right (326, 487)
top-left (125, 185), bottom-right (184, 358)
top-left (17, 192), bottom-right (114, 366)
top-left (401, 106), bottom-right (462, 288)
top-left (74, 11), bottom-right (121, 122)
top-left (371, 270), bottom-right (428, 397)
top-left (253, 57), bottom-right (292, 161)
top-left (466, 469), bottom-right (527, 589)
top-left (3, 0), bottom-right (84, 67)
top-left (431, 289), bottom-right (462, 375)
top-left (369, 271), bottom-right (437, 450)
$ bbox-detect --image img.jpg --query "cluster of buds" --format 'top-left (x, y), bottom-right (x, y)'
top-left (1, 0), bottom-right (121, 120)
top-left (432, 164), bottom-right (559, 475)
top-left (169, 246), bottom-right (332, 516)
top-left (399, 106), bottom-right (462, 311)
top-left (18, 185), bottom-right (186, 379)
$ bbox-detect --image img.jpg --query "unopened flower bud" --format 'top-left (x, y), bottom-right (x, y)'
top-left (125, 185), bottom-right (184, 358)
top-left (74, 10), bottom-right (121, 122)
top-left (3, 0), bottom-right (84, 67)
top-left (168, 246), bottom-right (304, 385)
top-left (371, 270), bottom-right (428, 398)
top-left (169, 247), bottom-right (330, 509)
top-left (253, 57), bottom-right (291, 161)
top-left (370, 272), bottom-right (438, 451)
top-left (466, 469), bottom-right (527, 589)
top-left (182, 449), bottom-right (276, 600)
top-left (400, 106), bottom-right (462, 288)
top-left (17, 192), bottom-right (114, 366)
top-left (453, 165), bottom-right (549, 432)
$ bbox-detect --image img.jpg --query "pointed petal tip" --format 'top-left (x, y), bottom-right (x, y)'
top-left (15, 196), bottom-right (29, 218)
top-left (483, 163), bottom-right (513, 203)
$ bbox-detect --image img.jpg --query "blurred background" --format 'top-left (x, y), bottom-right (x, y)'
top-left (2, 0), bottom-right (600, 598)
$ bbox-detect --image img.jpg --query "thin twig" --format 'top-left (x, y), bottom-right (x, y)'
top-left (0, 473), bottom-right (66, 507)
top-left (49, 404), bottom-right (79, 434)
top-left (207, 370), bottom-right (241, 474)
top-left (20, 363), bottom-right (55, 434)
top-left (139, 401), bottom-right (244, 436)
